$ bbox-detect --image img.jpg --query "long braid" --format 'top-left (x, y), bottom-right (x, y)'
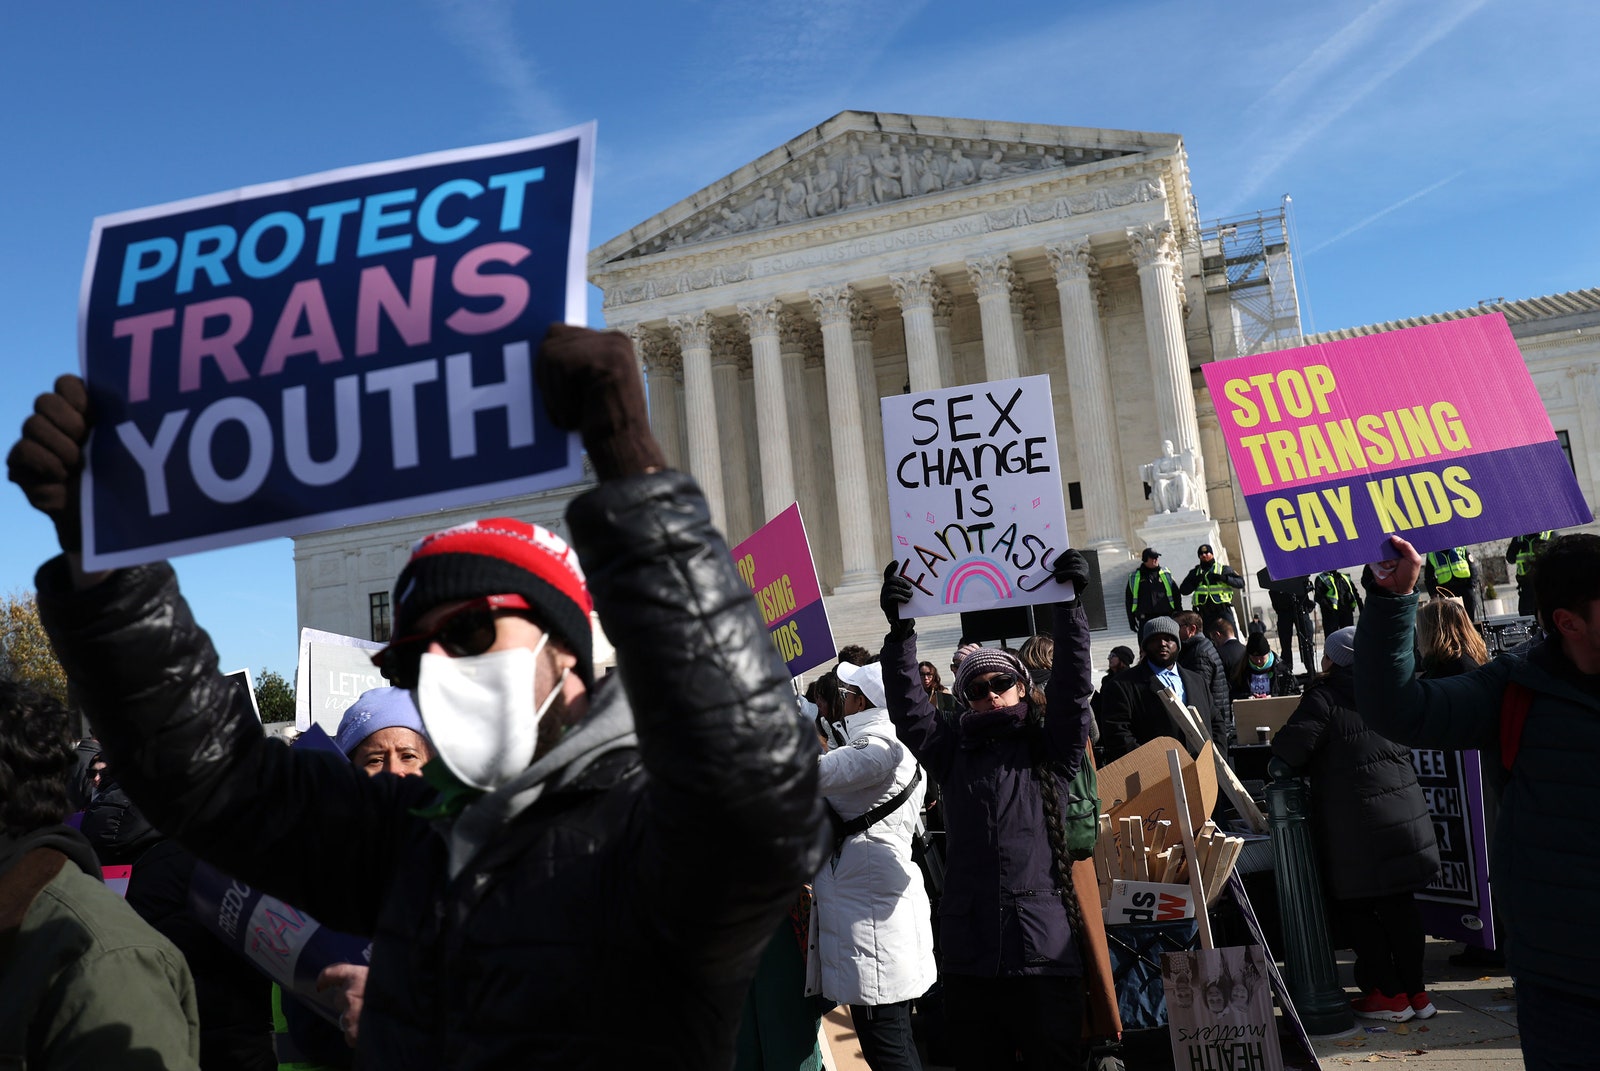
top-left (1029, 702), bottom-right (1089, 967)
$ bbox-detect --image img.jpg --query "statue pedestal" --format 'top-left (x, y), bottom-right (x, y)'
top-left (1135, 509), bottom-right (1220, 570)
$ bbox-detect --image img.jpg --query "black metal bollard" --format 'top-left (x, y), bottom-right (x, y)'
top-left (1266, 756), bottom-right (1355, 1034)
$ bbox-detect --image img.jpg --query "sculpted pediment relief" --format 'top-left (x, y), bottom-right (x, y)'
top-left (605, 118), bottom-right (1166, 263)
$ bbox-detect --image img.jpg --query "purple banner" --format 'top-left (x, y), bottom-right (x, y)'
top-left (1411, 748), bottom-right (1496, 948)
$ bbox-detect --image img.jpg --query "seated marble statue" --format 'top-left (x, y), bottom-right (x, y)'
top-left (1141, 439), bottom-right (1203, 513)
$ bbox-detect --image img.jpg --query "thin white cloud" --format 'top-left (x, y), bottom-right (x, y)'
top-left (1306, 168), bottom-right (1467, 253)
top-left (1244, 0), bottom-right (1400, 118)
top-left (1225, 0), bottom-right (1493, 209)
top-left (426, 0), bottom-right (568, 136)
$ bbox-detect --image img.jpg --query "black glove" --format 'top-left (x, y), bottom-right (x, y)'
top-left (536, 324), bottom-right (666, 480)
top-left (7, 374), bottom-right (91, 553)
top-left (1051, 549), bottom-right (1090, 603)
top-left (880, 562), bottom-right (915, 640)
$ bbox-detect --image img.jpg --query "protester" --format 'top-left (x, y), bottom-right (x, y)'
top-left (1272, 627), bottom-right (1439, 1022)
top-left (1357, 533), bottom-right (1600, 1066)
top-left (1098, 616), bottom-right (1220, 762)
top-left (1230, 634), bottom-right (1299, 700)
top-left (811, 660), bottom-right (935, 1071)
top-left (331, 686), bottom-right (432, 777)
top-left (1125, 547), bottom-right (1181, 634)
top-left (1022, 635), bottom-right (1098, 746)
top-left (918, 660), bottom-right (956, 720)
top-left (879, 552), bottom-right (1098, 1069)
top-left (1178, 543), bottom-right (1244, 634)
top-left (1174, 611), bottom-right (1234, 751)
top-left (0, 680), bottom-right (201, 1066)
top-left (10, 326), bottom-right (825, 1070)
top-left (1206, 617), bottom-right (1247, 683)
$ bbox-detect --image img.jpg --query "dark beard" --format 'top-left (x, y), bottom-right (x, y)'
top-left (533, 686), bottom-right (583, 760)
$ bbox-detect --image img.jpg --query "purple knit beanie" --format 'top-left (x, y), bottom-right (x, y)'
top-left (952, 647), bottom-right (1032, 704)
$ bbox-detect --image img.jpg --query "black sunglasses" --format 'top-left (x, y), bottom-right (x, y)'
top-left (372, 593), bottom-right (534, 688)
top-left (963, 672), bottom-right (1019, 702)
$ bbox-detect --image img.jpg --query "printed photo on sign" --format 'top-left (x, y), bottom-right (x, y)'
top-left (882, 374), bottom-right (1072, 617)
top-left (1201, 315), bottom-right (1591, 577)
top-left (1163, 945), bottom-right (1283, 1071)
top-left (79, 124), bottom-right (595, 569)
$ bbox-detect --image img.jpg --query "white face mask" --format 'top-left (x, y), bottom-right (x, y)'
top-left (414, 634), bottom-right (568, 792)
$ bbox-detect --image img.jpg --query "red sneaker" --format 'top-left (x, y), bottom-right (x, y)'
top-left (1351, 990), bottom-right (1415, 1022)
top-left (1410, 992), bottom-right (1437, 1019)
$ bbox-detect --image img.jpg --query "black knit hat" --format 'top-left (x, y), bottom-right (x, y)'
top-left (390, 518), bottom-right (595, 685)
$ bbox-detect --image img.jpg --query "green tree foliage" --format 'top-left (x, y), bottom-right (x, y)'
top-left (0, 590), bottom-right (67, 706)
top-left (254, 668), bottom-right (296, 724)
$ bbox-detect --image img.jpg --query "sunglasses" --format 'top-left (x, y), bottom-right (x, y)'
top-left (963, 672), bottom-right (1019, 702)
top-left (372, 593), bottom-right (534, 688)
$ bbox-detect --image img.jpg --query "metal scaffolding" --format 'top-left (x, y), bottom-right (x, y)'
top-left (1199, 205), bottom-right (1303, 357)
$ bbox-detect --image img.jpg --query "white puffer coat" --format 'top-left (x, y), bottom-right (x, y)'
top-left (806, 707), bottom-right (937, 1006)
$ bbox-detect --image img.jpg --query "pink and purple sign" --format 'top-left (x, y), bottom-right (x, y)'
top-left (731, 503), bottom-right (835, 677)
top-left (1202, 315), bottom-right (1591, 577)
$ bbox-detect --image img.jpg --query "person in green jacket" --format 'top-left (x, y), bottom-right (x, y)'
top-left (1357, 532), bottom-right (1600, 1071)
top-left (0, 680), bottom-right (201, 1068)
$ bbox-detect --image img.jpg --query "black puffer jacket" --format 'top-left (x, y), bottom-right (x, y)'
top-left (38, 471), bottom-right (825, 1071)
top-left (1271, 667), bottom-right (1439, 900)
top-left (1177, 635), bottom-right (1234, 751)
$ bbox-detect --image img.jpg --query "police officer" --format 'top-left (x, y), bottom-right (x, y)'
top-left (1257, 568), bottom-right (1316, 678)
top-left (1313, 568), bottom-right (1362, 634)
top-left (1179, 543), bottom-right (1245, 635)
top-left (1505, 531), bottom-right (1555, 617)
top-left (1424, 546), bottom-right (1479, 621)
top-left (1126, 547), bottom-right (1181, 634)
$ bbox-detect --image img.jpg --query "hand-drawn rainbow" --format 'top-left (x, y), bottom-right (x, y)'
top-left (942, 557), bottom-right (1013, 604)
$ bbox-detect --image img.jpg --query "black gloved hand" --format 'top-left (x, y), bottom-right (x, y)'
top-left (536, 324), bottom-right (666, 480)
top-left (7, 374), bottom-right (91, 553)
top-left (1051, 549), bottom-right (1090, 601)
top-left (880, 562), bottom-right (915, 639)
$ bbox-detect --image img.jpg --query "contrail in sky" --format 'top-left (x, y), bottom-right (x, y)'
top-left (1307, 169), bottom-right (1468, 254)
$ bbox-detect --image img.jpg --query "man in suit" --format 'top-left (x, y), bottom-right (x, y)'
top-left (1097, 616), bottom-right (1219, 762)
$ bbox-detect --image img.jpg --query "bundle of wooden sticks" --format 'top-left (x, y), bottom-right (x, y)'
top-left (1093, 814), bottom-right (1245, 907)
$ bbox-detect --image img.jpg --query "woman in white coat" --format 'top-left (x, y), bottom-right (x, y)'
top-left (809, 660), bottom-right (937, 1071)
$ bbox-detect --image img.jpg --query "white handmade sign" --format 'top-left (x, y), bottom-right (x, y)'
top-left (882, 375), bottom-right (1071, 616)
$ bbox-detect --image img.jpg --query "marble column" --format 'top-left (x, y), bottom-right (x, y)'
top-left (737, 299), bottom-right (797, 520)
top-left (1127, 221), bottom-right (1203, 457)
top-left (1567, 363), bottom-right (1600, 490)
top-left (810, 284), bottom-right (879, 591)
top-left (779, 312), bottom-right (834, 587)
top-left (848, 300), bottom-right (891, 564)
top-left (1048, 238), bottom-right (1130, 554)
top-left (1010, 277), bottom-right (1035, 376)
top-left (668, 313), bottom-right (724, 531)
top-left (630, 326), bottom-right (683, 471)
top-left (890, 269), bottom-right (942, 392)
top-left (931, 281), bottom-right (957, 387)
top-left (710, 327), bottom-right (754, 542)
top-left (966, 254), bottom-right (1021, 382)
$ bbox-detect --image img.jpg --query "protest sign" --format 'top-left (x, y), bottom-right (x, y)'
top-left (295, 626), bottom-right (387, 734)
top-left (79, 124), bottom-right (595, 570)
top-left (1412, 747), bottom-right (1496, 948)
top-left (222, 667), bottom-right (260, 722)
top-left (882, 374), bottom-right (1071, 617)
top-left (731, 503), bottom-right (834, 677)
top-left (101, 865), bottom-right (132, 898)
top-left (1163, 945), bottom-right (1285, 1071)
top-left (1202, 315), bottom-right (1592, 577)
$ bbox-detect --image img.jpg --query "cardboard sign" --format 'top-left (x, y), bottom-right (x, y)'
top-left (882, 375), bottom-right (1072, 616)
top-left (1164, 945), bottom-right (1285, 1071)
top-left (294, 627), bottom-right (386, 734)
top-left (1232, 695), bottom-right (1300, 742)
top-left (1099, 737), bottom-right (1219, 837)
top-left (1201, 315), bottom-right (1592, 577)
top-left (1412, 747), bottom-right (1496, 948)
top-left (1105, 879), bottom-right (1196, 926)
top-left (730, 503), bottom-right (835, 677)
top-left (79, 125), bottom-right (595, 569)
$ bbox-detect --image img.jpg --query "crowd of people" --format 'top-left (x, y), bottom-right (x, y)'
top-left (0, 322), bottom-right (1592, 1071)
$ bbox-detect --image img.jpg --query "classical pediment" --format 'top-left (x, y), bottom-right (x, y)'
top-left (591, 111), bottom-right (1182, 268)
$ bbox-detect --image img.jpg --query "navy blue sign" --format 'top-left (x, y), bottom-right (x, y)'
top-left (80, 125), bottom-right (594, 568)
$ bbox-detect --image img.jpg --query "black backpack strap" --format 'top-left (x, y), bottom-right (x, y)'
top-left (838, 766), bottom-right (924, 837)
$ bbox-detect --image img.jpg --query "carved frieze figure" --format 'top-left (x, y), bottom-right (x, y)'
top-left (1141, 439), bottom-right (1205, 514)
top-left (872, 143), bottom-right (904, 202)
top-left (721, 205), bottom-right (751, 232)
top-left (841, 137), bottom-right (874, 208)
top-left (945, 147), bottom-right (977, 187)
top-left (912, 148), bottom-right (944, 195)
top-left (750, 188), bottom-right (778, 227)
top-left (978, 149), bottom-right (1005, 181)
top-left (778, 177), bottom-right (809, 224)
top-left (806, 161), bottom-right (840, 217)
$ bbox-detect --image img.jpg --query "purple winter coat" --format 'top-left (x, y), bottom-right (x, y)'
top-left (882, 602), bottom-right (1093, 978)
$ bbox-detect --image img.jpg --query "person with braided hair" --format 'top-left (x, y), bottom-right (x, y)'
top-left (879, 553), bottom-right (1099, 1070)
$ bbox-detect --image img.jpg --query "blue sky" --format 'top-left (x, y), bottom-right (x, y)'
top-left (3, 0), bottom-right (1595, 680)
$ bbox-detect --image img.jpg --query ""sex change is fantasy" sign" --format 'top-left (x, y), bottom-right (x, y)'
top-left (78, 124), bottom-right (594, 569)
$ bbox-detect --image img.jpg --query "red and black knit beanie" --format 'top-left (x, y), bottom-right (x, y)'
top-left (392, 518), bottom-right (595, 684)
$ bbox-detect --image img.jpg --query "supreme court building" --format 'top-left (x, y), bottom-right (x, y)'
top-left (293, 111), bottom-right (1600, 646)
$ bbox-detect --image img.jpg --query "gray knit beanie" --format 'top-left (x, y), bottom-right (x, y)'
top-left (952, 647), bottom-right (1031, 704)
